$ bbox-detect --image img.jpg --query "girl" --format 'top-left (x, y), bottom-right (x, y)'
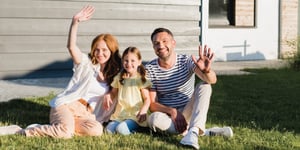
top-left (103, 47), bottom-right (152, 135)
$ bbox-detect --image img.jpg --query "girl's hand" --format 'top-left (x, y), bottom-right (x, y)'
top-left (73, 5), bottom-right (95, 23)
top-left (136, 111), bottom-right (147, 123)
top-left (103, 94), bottom-right (113, 110)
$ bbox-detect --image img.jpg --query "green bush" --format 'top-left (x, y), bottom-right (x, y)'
top-left (287, 36), bottom-right (300, 70)
top-left (292, 51), bottom-right (300, 70)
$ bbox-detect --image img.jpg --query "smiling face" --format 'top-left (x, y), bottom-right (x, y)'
top-left (122, 52), bottom-right (141, 76)
top-left (93, 40), bottom-right (112, 65)
top-left (152, 31), bottom-right (176, 60)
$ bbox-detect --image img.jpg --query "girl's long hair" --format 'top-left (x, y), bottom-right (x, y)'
top-left (119, 46), bottom-right (146, 85)
top-left (89, 34), bottom-right (122, 89)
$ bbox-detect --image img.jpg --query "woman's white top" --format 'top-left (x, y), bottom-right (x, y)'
top-left (49, 53), bottom-right (109, 109)
top-left (83, 73), bottom-right (108, 110)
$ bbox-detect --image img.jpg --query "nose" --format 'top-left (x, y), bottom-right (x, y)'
top-left (155, 42), bottom-right (164, 49)
top-left (126, 61), bottom-right (132, 66)
top-left (96, 50), bottom-right (103, 56)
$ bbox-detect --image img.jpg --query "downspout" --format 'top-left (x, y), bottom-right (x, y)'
top-left (200, 0), bottom-right (209, 46)
top-left (278, 0), bottom-right (281, 59)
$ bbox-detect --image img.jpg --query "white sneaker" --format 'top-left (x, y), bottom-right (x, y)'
top-left (0, 125), bottom-right (22, 136)
top-left (180, 130), bottom-right (200, 149)
top-left (206, 126), bottom-right (233, 138)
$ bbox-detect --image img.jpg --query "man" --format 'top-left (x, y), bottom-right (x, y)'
top-left (145, 27), bottom-right (233, 149)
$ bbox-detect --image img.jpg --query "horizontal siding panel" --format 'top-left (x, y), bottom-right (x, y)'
top-left (0, 0), bottom-right (201, 79)
top-left (0, 70), bottom-right (73, 80)
top-left (0, 44), bottom-right (199, 71)
top-left (1, 0), bottom-right (200, 7)
top-left (69, 0), bottom-right (200, 5)
top-left (0, 53), bottom-right (72, 71)
top-left (0, 35), bottom-right (199, 54)
top-left (0, 36), bottom-right (69, 53)
top-left (0, 3), bottom-right (199, 21)
top-left (0, 19), bottom-right (200, 36)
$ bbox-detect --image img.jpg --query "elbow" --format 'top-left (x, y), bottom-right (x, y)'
top-left (67, 45), bottom-right (74, 51)
top-left (66, 42), bottom-right (72, 49)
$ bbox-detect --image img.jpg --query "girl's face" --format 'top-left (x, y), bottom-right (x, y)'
top-left (123, 52), bottom-right (141, 76)
top-left (94, 40), bottom-right (111, 65)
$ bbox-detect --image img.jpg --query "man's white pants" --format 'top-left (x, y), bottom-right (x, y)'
top-left (148, 83), bottom-right (212, 135)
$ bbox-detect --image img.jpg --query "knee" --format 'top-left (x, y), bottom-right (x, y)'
top-left (148, 112), bottom-right (172, 132)
top-left (57, 125), bottom-right (74, 139)
top-left (147, 112), bottom-right (159, 127)
top-left (86, 123), bottom-right (103, 136)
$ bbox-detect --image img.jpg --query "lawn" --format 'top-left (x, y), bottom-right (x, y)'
top-left (0, 68), bottom-right (299, 150)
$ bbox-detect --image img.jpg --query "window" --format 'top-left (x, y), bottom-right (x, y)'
top-left (209, 0), bottom-right (256, 28)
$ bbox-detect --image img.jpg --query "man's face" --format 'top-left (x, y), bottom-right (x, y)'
top-left (152, 32), bottom-right (176, 59)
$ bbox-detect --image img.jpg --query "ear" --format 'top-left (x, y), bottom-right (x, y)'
top-left (172, 39), bottom-right (176, 46)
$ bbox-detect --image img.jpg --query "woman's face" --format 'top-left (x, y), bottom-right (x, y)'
top-left (94, 40), bottom-right (111, 65)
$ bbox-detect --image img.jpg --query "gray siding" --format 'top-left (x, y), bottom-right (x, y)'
top-left (0, 0), bottom-right (201, 79)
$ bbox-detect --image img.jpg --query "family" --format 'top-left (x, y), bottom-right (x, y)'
top-left (0, 5), bottom-right (233, 149)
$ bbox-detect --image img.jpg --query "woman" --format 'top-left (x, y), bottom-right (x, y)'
top-left (0, 5), bottom-right (121, 138)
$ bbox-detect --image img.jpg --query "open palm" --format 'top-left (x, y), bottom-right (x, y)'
top-left (73, 5), bottom-right (95, 22)
top-left (192, 45), bottom-right (214, 73)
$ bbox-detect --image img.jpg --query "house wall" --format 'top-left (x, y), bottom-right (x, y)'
top-left (204, 0), bottom-right (279, 61)
top-left (280, 0), bottom-right (298, 58)
top-left (0, 0), bottom-right (201, 79)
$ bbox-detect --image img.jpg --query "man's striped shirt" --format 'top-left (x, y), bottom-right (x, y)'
top-left (145, 54), bottom-right (196, 109)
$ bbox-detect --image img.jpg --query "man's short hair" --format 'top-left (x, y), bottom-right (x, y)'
top-left (151, 27), bottom-right (174, 42)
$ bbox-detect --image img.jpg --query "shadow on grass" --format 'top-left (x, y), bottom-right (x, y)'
top-left (136, 127), bottom-right (188, 149)
top-left (0, 98), bottom-right (50, 128)
top-left (0, 98), bottom-right (183, 148)
top-left (207, 69), bottom-right (300, 134)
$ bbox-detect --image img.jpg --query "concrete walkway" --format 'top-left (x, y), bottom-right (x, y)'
top-left (0, 60), bottom-right (289, 102)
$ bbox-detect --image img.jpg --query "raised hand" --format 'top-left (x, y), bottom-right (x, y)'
top-left (192, 45), bottom-right (214, 73)
top-left (73, 5), bottom-right (95, 23)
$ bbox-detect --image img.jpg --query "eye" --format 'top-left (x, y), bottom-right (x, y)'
top-left (94, 49), bottom-right (100, 54)
top-left (153, 41), bottom-right (159, 45)
top-left (123, 59), bottom-right (129, 63)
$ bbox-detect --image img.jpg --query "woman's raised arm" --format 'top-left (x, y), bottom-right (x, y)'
top-left (67, 5), bottom-right (95, 64)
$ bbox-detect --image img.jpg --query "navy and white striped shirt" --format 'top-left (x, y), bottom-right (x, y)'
top-left (145, 54), bottom-right (196, 108)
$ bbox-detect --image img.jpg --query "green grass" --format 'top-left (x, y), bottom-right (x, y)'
top-left (1, 68), bottom-right (300, 149)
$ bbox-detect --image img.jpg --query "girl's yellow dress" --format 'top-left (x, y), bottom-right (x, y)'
top-left (110, 73), bottom-right (152, 127)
